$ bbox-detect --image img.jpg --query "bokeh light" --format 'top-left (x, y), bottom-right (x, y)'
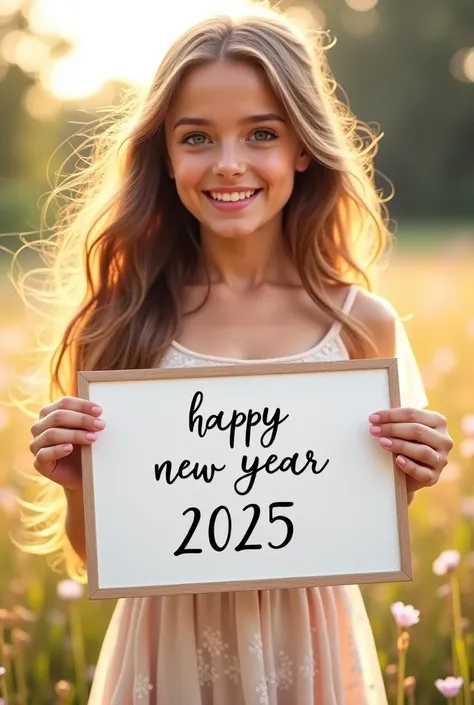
top-left (463, 48), bottom-right (474, 82)
top-left (345, 0), bottom-right (378, 11)
top-left (450, 46), bottom-right (474, 82)
top-left (22, 83), bottom-right (61, 121)
top-left (0, 0), bottom-right (22, 17)
top-left (10, 0), bottom-right (260, 100)
top-left (1, 30), bottom-right (26, 64)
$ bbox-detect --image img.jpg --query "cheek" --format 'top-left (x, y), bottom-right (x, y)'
top-left (172, 154), bottom-right (209, 192)
top-left (257, 150), bottom-right (298, 190)
top-left (170, 162), bottom-right (205, 215)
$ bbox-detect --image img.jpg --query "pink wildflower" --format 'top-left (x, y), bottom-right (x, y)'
top-left (390, 601), bottom-right (420, 628)
top-left (0, 667), bottom-right (5, 676)
top-left (435, 676), bottom-right (464, 698)
top-left (56, 580), bottom-right (84, 601)
top-left (433, 550), bottom-right (461, 576)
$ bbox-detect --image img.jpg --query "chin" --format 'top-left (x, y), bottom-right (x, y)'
top-left (204, 220), bottom-right (261, 240)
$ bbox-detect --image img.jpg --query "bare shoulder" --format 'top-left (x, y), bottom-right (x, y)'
top-left (350, 288), bottom-right (397, 358)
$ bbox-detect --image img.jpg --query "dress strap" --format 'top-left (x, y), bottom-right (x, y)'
top-left (340, 285), bottom-right (359, 316)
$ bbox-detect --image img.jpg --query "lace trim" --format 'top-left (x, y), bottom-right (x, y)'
top-left (161, 336), bottom-right (348, 369)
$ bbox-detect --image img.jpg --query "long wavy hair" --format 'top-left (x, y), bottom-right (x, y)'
top-left (12, 3), bottom-right (392, 580)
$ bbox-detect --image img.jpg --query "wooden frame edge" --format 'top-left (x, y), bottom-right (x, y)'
top-left (77, 372), bottom-right (100, 597)
top-left (89, 568), bottom-right (412, 600)
top-left (77, 357), bottom-right (395, 383)
top-left (386, 359), bottom-right (412, 580)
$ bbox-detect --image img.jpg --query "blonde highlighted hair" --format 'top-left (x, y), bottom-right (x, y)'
top-left (12, 2), bottom-right (392, 581)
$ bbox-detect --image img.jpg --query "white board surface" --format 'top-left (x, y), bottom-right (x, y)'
top-left (78, 359), bottom-right (410, 598)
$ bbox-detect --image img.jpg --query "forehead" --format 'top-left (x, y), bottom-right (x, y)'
top-left (167, 59), bottom-right (282, 123)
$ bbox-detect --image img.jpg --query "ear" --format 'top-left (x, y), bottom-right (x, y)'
top-left (295, 147), bottom-right (310, 173)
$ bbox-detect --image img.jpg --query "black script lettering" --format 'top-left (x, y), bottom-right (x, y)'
top-left (260, 408), bottom-right (289, 448)
top-left (187, 390), bottom-right (289, 449)
top-left (234, 450), bottom-right (330, 495)
top-left (154, 459), bottom-right (226, 485)
top-left (188, 391), bottom-right (205, 436)
top-left (245, 409), bottom-right (262, 447)
top-left (303, 450), bottom-right (330, 475)
top-left (235, 454), bottom-right (275, 495)
top-left (278, 453), bottom-right (299, 473)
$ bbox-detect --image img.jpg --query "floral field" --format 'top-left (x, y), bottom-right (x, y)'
top-left (0, 227), bottom-right (473, 704)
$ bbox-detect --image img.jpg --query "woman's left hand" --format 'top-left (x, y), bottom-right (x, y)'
top-left (368, 407), bottom-right (454, 495)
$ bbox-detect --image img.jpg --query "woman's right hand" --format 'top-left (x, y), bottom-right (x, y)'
top-left (29, 397), bottom-right (106, 491)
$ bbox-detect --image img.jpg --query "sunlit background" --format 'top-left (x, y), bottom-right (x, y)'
top-left (1, 0), bottom-right (474, 108)
top-left (0, 0), bottom-right (473, 703)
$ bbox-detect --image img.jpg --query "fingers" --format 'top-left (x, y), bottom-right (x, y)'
top-left (30, 396), bottom-right (105, 468)
top-left (369, 407), bottom-right (453, 495)
top-left (369, 407), bottom-right (447, 430)
top-left (395, 455), bottom-right (437, 487)
top-left (29, 426), bottom-right (101, 458)
top-left (32, 407), bottom-right (105, 440)
top-left (37, 397), bottom-right (102, 424)
top-left (369, 421), bottom-right (441, 448)
top-left (33, 444), bottom-right (74, 476)
top-left (375, 435), bottom-right (441, 469)
top-left (33, 445), bottom-right (82, 489)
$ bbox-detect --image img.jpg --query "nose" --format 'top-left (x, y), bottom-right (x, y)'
top-left (212, 140), bottom-right (246, 178)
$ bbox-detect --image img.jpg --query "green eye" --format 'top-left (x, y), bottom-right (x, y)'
top-left (251, 128), bottom-right (277, 142)
top-left (183, 133), bottom-right (208, 146)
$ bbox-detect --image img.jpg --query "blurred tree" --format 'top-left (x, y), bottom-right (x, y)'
top-left (310, 0), bottom-right (474, 219)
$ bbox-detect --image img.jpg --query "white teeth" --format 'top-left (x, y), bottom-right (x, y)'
top-left (210, 190), bottom-right (256, 201)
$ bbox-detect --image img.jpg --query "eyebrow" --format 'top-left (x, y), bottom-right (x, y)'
top-left (173, 113), bottom-right (286, 129)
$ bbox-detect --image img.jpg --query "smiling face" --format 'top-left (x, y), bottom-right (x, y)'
top-left (164, 59), bottom-right (309, 242)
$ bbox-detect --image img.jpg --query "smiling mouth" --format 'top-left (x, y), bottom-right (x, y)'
top-left (203, 188), bottom-right (262, 212)
top-left (205, 189), bottom-right (261, 202)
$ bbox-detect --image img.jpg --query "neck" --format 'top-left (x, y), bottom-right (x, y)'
top-left (197, 220), bottom-right (296, 289)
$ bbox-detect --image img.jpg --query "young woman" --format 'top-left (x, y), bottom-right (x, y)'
top-left (27, 6), bottom-right (453, 704)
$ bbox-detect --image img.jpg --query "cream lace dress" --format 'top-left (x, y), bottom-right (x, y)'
top-left (87, 287), bottom-right (427, 705)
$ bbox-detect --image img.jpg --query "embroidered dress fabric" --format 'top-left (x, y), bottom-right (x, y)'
top-left (87, 289), bottom-right (427, 705)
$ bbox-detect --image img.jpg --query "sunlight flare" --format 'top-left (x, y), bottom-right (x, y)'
top-left (23, 0), bottom-right (261, 99)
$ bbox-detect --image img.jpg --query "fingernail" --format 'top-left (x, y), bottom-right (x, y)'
top-left (397, 456), bottom-right (407, 466)
top-left (93, 419), bottom-right (106, 430)
top-left (86, 432), bottom-right (97, 441)
top-left (370, 425), bottom-right (381, 434)
top-left (91, 406), bottom-right (103, 415)
top-left (369, 414), bottom-right (380, 423)
top-left (380, 437), bottom-right (393, 447)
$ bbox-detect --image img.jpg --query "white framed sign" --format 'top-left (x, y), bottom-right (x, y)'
top-left (78, 359), bottom-right (411, 599)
